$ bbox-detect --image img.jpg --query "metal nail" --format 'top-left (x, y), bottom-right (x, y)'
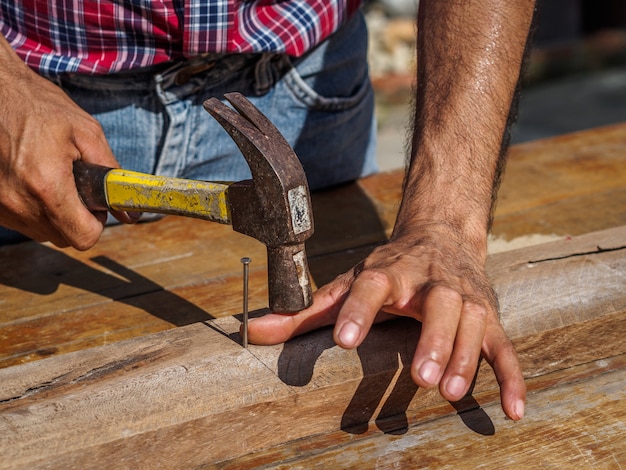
top-left (241, 257), bottom-right (251, 348)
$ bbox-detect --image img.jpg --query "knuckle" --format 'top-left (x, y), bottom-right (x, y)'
top-left (356, 269), bottom-right (392, 290)
top-left (463, 300), bottom-right (488, 321)
top-left (425, 335), bottom-right (455, 360)
top-left (428, 284), bottom-right (463, 310)
top-left (71, 231), bottom-right (100, 251)
top-left (451, 351), bottom-right (479, 375)
top-left (80, 117), bottom-right (107, 142)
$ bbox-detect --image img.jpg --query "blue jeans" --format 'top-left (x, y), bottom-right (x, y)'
top-left (0, 12), bottom-right (377, 243)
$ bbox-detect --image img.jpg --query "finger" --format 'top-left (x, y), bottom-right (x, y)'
top-left (111, 210), bottom-right (143, 224)
top-left (22, 218), bottom-right (71, 248)
top-left (11, 169), bottom-right (101, 249)
top-left (482, 321), bottom-right (526, 420)
top-left (44, 163), bottom-right (105, 250)
top-left (411, 285), bottom-right (463, 389)
top-left (439, 300), bottom-right (487, 401)
top-left (73, 111), bottom-right (121, 169)
top-left (334, 269), bottom-right (393, 349)
top-left (247, 274), bottom-right (351, 345)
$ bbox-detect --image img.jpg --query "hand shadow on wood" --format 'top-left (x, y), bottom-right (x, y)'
top-left (276, 318), bottom-right (421, 436)
top-left (0, 243), bottom-right (212, 326)
top-left (449, 359), bottom-right (495, 436)
top-left (340, 319), bottom-right (420, 435)
top-left (277, 319), bottom-right (495, 437)
top-left (279, 181), bottom-right (494, 436)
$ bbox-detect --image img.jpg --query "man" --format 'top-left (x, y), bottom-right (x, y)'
top-left (0, 0), bottom-right (535, 420)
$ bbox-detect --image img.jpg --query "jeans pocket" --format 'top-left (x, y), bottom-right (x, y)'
top-left (283, 65), bottom-right (371, 111)
top-left (282, 11), bottom-right (372, 112)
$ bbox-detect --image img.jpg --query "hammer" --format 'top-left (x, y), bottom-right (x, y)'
top-left (73, 92), bottom-right (314, 313)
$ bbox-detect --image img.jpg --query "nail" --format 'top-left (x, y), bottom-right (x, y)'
top-left (418, 360), bottom-right (441, 386)
top-left (241, 257), bottom-right (251, 348)
top-left (514, 399), bottom-right (525, 420)
top-left (445, 375), bottom-right (466, 399)
top-left (127, 211), bottom-right (142, 221)
top-left (337, 321), bottom-right (360, 348)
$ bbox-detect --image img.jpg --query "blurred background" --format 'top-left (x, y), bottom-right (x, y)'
top-left (367, 0), bottom-right (626, 170)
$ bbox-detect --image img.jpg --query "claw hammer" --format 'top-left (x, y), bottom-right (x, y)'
top-left (73, 93), bottom-right (314, 313)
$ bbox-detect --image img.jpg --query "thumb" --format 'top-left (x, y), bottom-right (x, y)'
top-left (247, 277), bottom-right (350, 345)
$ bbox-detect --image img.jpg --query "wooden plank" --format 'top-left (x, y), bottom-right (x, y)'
top-left (1, 316), bottom-right (623, 468)
top-left (1, 313), bottom-right (623, 469)
top-left (2, 123), bottom-right (625, 326)
top-left (226, 365), bottom-right (626, 469)
top-left (1, 124), bottom-right (625, 369)
top-left (4, 221), bottom-right (622, 369)
top-left (495, 122), bottom-right (626, 216)
top-left (1, 227), bottom-right (625, 468)
top-left (487, 225), bottom-right (626, 338)
top-left (0, 222), bottom-right (266, 324)
top-left (492, 186), bottom-right (626, 241)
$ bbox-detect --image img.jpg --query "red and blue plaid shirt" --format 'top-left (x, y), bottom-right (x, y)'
top-left (1, 0), bottom-right (360, 76)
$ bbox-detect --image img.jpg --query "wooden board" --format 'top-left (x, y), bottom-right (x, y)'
top-left (1, 226), bottom-right (625, 468)
top-left (1, 124), bottom-right (626, 370)
top-left (227, 364), bottom-right (626, 469)
top-left (0, 123), bottom-right (625, 468)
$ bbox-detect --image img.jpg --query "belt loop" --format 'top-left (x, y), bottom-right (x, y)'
top-left (254, 54), bottom-right (291, 96)
top-left (253, 54), bottom-right (273, 95)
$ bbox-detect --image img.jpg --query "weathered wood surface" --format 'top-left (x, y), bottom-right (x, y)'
top-left (0, 123), bottom-right (625, 468)
top-left (1, 226), bottom-right (625, 468)
top-left (226, 364), bottom-right (626, 469)
top-left (1, 124), bottom-right (625, 369)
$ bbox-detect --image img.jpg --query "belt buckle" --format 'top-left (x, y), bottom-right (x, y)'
top-left (157, 56), bottom-right (217, 89)
top-left (173, 61), bottom-right (216, 86)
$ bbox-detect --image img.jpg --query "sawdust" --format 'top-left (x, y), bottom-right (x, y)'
top-left (487, 233), bottom-right (564, 254)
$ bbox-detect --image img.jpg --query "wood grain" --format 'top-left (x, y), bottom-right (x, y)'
top-left (0, 124), bottom-right (625, 467)
top-left (1, 124), bottom-right (625, 370)
top-left (1, 227), bottom-right (624, 469)
top-left (230, 365), bottom-right (626, 469)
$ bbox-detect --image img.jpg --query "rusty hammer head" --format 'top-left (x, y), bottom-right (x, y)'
top-left (203, 93), bottom-right (314, 313)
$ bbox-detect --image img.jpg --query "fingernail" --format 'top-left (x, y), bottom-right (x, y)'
top-left (128, 211), bottom-right (142, 221)
top-left (337, 321), bottom-right (360, 348)
top-left (445, 375), bottom-right (466, 398)
top-left (514, 399), bottom-right (525, 420)
top-left (418, 360), bottom-right (441, 386)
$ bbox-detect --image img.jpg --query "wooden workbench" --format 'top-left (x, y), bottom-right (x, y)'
top-left (0, 124), bottom-right (625, 468)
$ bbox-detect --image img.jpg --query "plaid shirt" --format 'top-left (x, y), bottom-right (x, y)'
top-left (1, 0), bottom-right (360, 76)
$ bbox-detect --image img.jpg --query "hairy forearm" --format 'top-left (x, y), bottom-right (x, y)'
top-left (394, 0), bottom-right (536, 253)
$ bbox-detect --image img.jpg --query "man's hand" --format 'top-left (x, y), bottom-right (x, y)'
top-left (247, 226), bottom-right (526, 421)
top-left (0, 35), bottom-right (136, 249)
top-left (249, 0), bottom-right (535, 422)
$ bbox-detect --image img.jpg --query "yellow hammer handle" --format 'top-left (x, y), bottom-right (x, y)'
top-left (73, 161), bottom-right (233, 224)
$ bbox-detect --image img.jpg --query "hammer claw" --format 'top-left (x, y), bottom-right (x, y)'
top-left (223, 93), bottom-right (292, 149)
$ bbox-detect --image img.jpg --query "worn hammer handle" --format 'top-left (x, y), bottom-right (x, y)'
top-left (73, 161), bottom-right (232, 223)
top-left (267, 244), bottom-right (313, 313)
top-left (73, 160), bottom-right (111, 211)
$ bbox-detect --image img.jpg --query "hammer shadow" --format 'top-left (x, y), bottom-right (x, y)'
top-left (306, 182), bottom-right (390, 285)
top-left (0, 243), bottom-right (212, 326)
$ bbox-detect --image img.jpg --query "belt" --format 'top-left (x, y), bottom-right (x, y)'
top-left (155, 53), bottom-right (261, 90)
top-left (53, 53), bottom-right (292, 96)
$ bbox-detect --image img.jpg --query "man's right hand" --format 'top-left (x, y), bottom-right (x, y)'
top-left (0, 35), bottom-right (135, 250)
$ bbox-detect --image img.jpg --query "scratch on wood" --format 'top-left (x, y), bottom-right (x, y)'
top-left (528, 245), bottom-right (626, 264)
top-left (0, 351), bottom-right (167, 405)
top-left (0, 373), bottom-right (72, 404)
